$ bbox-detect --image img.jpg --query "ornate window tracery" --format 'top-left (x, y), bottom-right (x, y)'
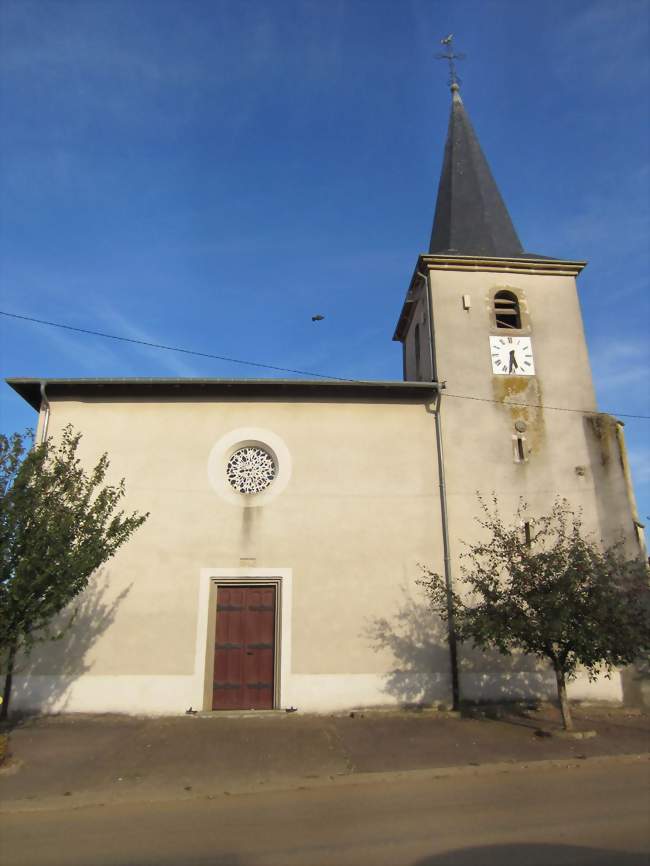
top-left (226, 446), bottom-right (277, 494)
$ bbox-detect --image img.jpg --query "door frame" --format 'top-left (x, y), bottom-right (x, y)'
top-left (195, 569), bottom-right (292, 712)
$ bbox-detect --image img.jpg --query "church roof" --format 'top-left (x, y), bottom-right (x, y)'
top-left (7, 377), bottom-right (439, 411)
top-left (429, 84), bottom-right (530, 258)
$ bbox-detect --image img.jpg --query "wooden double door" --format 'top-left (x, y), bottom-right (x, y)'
top-left (212, 586), bottom-right (276, 710)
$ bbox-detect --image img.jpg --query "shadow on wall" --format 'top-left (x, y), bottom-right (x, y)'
top-left (364, 590), bottom-right (451, 705)
top-left (620, 658), bottom-right (650, 709)
top-left (365, 587), bottom-right (556, 707)
top-left (9, 571), bottom-right (131, 718)
top-left (458, 641), bottom-right (556, 704)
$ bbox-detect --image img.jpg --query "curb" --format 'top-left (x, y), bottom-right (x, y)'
top-left (1, 751), bottom-right (648, 816)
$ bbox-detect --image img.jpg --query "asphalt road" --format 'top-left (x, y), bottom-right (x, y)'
top-left (2, 760), bottom-right (649, 866)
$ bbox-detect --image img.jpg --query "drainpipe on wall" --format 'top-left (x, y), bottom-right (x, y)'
top-left (39, 381), bottom-right (50, 444)
top-left (418, 270), bottom-right (460, 711)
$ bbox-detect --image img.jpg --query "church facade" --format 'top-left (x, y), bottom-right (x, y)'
top-left (7, 83), bottom-right (643, 716)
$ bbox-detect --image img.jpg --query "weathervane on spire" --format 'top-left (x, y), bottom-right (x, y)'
top-left (435, 34), bottom-right (465, 89)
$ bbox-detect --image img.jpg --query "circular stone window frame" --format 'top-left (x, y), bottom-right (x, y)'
top-left (208, 427), bottom-right (292, 507)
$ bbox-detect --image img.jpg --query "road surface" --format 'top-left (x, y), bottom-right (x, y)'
top-left (2, 759), bottom-right (648, 865)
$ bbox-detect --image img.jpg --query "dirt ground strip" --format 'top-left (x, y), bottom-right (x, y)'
top-left (0, 704), bottom-right (648, 811)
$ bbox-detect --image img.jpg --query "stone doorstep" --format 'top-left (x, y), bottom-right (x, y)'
top-left (191, 710), bottom-right (291, 719)
top-left (193, 709), bottom-right (463, 720)
top-left (190, 706), bottom-right (462, 720)
top-left (189, 701), bottom-right (634, 722)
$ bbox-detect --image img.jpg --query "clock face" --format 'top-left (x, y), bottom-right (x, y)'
top-left (490, 336), bottom-right (535, 376)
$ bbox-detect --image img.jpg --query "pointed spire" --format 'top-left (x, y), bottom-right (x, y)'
top-left (428, 83), bottom-right (525, 258)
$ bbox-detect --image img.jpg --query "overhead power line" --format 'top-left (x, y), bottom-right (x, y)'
top-left (444, 391), bottom-right (650, 420)
top-left (0, 309), bottom-right (354, 382)
top-left (1, 308), bottom-right (649, 421)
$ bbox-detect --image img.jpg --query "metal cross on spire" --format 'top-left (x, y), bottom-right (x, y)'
top-left (435, 34), bottom-right (466, 89)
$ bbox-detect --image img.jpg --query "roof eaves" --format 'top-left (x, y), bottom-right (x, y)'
top-left (6, 377), bottom-right (440, 411)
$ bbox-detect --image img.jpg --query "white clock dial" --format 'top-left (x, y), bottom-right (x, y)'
top-left (490, 336), bottom-right (535, 376)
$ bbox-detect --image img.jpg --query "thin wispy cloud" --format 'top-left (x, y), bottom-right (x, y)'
top-left (562, 193), bottom-right (649, 262)
top-left (0, 0), bottom-right (350, 116)
top-left (5, 312), bottom-right (134, 374)
top-left (591, 338), bottom-right (650, 407)
top-left (93, 307), bottom-right (201, 378)
top-left (629, 449), bottom-right (650, 488)
top-left (552, 0), bottom-right (650, 84)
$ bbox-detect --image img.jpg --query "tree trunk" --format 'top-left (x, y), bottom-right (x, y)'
top-left (1, 643), bottom-right (17, 721)
top-left (554, 664), bottom-right (573, 731)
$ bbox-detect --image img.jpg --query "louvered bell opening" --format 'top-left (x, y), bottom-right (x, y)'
top-left (494, 291), bottom-right (521, 329)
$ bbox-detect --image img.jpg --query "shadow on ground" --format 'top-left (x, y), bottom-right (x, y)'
top-left (412, 843), bottom-right (649, 865)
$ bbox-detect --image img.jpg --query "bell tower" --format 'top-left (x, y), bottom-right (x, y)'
top-left (393, 65), bottom-right (643, 555)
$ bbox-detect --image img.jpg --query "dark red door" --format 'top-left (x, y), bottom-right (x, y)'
top-left (212, 586), bottom-right (276, 710)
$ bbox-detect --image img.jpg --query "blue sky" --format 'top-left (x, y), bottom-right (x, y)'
top-left (1, 0), bottom-right (648, 522)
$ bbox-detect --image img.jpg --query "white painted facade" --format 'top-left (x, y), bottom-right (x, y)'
top-left (8, 372), bottom-right (639, 716)
top-left (7, 85), bottom-right (645, 718)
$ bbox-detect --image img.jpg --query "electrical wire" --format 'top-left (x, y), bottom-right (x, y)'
top-left (0, 309), bottom-right (354, 382)
top-left (1, 308), bottom-right (649, 420)
top-left (443, 391), bottom-right (650, 420)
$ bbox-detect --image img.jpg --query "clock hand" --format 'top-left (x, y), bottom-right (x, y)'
top-left (508, 350), bottom-right (518, 374)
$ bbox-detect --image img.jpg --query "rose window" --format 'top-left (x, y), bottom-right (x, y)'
top-left (226, 446), bottom-right (277, 494)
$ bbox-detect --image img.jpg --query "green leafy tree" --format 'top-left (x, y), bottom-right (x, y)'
top-left (419, 498), bottom-right (649, 730)
top-left (0, 427), bottom-right (148, 719)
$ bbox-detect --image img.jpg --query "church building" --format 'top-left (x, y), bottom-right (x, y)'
top-left (7, 78), bottom-right (643, 716)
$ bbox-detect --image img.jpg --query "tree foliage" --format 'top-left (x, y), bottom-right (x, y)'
top-left (0, 427), bottom-right (148, 717)
top-left (419, 498), bottom-right (650, 730)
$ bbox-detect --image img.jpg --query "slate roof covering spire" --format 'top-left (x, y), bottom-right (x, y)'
top-left (428, 81), bottom-right (526, 258)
